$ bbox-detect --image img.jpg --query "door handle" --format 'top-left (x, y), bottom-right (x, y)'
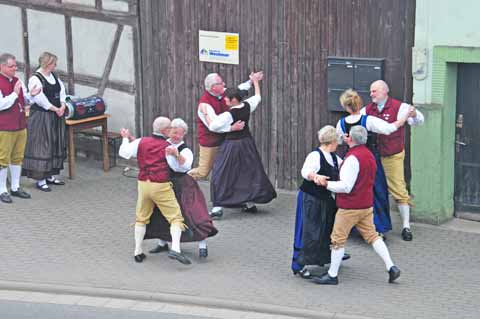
top-left (455, 140), bottom-right (467, 146)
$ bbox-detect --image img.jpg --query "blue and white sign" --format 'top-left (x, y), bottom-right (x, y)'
top-left (199, 30), bottom-right (239, 65)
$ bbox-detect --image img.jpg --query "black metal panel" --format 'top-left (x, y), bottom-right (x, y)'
top-left (327, 57), bottom-right (384, 111)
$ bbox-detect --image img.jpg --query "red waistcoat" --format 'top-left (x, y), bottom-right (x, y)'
top-left (365, 97), bottom-right (404, 156)
top-left (0, 74), bottom-right (26, 131)
top-left (137, 136), bottom-right (170, 183)
top-left (196, 91), bottom-right (229, 147)
top-left (336, 145), bottom-right (376, 210)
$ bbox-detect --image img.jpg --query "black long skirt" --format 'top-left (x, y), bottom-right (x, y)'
top-left (296, 191), bottom-right (337, 267)
top-left (22, 109), bottom-right (66, 180)
top-left (145, 173), bottom-right (218, 242)
top-left (211, 136), bottom-right (276, 207)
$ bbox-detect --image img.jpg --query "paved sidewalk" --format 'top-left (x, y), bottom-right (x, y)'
top-left (0, 159), bottom-right (479, 319)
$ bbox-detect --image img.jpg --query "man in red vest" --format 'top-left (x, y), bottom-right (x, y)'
top-left (188, 71), bottom-right (263, 218)
top-left (312, 126), bottom-right (401, 285)
top-left (362, 80), bottom-right (424, 241)
top-left (119, 117), bottom-right (190, 265)
top-left (0, 53), bottom-right (40, 204)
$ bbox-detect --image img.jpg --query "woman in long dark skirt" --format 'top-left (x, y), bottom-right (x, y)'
top-left (22, 52), bottom-right (66, 191)
top-left (291, 125), bottom-right (348, 279)
top-left (200, 73), bottom-right (276, 214)
top-left (144, 118), bottom-right (217, 258)
top-left (336, 89), bottom-right (408, 236)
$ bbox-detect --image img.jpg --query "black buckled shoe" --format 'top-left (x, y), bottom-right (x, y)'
top-left (0, 192), bottom-right (12, 204)
top-left (46, 178), bottom-right (65, 186)
top-left (11, 188), bottom-right (31, 198)
top-left (36, 182), bottom-right (51, 192)
top-left (388, 265), bottom-right (401, 283)
top-left (149, 244), bottom-right (169, 254)
top-left (242, 204), bottom-right (258, 213)
top-left (401, 228), bottom-right (413, 241)
top-left (134, 253), bottom-right (146, 263)
top-left (199, 248), bottom-right (208, 258)
top-left (168, 250), bottom-right (191, 265)
top-left (312, 272), bottom-right (338, 285)
top-left (298, 267), bottom-right (312, 279)
top-left (209, 209), bottom-right (223, 219)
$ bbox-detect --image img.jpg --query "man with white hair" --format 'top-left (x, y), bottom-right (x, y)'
top-left (189, 71), bottom-right (263, 218)
top-left (362, 80), bottom-right (424, 241)
top-left (312, 126), bottom-right (401, 285)
top-left (119, 116), bottom-right (190, 265)
top-left (0, 53), bottom-right (40, 204)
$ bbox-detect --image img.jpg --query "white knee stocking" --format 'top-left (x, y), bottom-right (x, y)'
top-left (134, 224), bottom-right (146, 256)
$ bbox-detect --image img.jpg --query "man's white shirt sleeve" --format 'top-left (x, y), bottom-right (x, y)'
top-left (398, 103), bottom-right (424, 126)
top-left (327, 155), bottom-right (359, 194)
top-left (119, 138), bottom-right (141, 159)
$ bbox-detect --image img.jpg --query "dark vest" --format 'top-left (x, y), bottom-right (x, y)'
top-left (225, 102), bottom-right (251, 140)
top-left (336, 145), bottom-right (376, 209)
top-left (31, 72), bottom-right (61, 112)
top-left (0, 74), bottom-right (26, 131)
top-left (299, 149), bottom-right (339, 200)
top-left (137, 135), bottom-right (170, 183)
top-left (339, 115), bottom-right (377, 150)
top-left (197, 90), bottom-right (229, 147)
top-left (365, 97), bottom-right (404, 156)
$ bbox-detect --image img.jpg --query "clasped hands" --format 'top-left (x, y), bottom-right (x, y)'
top-left (313, 174), bottom-right (330, 187)
top-left (120, 128), bottom-right (136, 142)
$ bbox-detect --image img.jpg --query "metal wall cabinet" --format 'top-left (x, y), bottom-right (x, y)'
top-left (327, 57), bottom-right (385, 111)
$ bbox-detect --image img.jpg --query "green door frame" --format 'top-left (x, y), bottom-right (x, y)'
top-left (411, 46), bottom-right (480, 224)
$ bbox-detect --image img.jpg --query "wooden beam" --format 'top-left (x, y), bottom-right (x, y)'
top-left (64, 15), bottom-right (75, 95)
top-left (20, 8), bottom-right (31, 80)
top-left (97, 24), bottom-right (124, 96)
top-left (16, 62), bottom-right (135, 94)
top-left (0, 0), bottom-right (137, 26)
top-left (132, 24), bottom-right (143, 135)
top-left (95, 0), bottom-right (102, 10)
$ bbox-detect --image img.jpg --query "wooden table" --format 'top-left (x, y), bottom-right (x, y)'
top-left (66, 114), bottom-right (110, 179)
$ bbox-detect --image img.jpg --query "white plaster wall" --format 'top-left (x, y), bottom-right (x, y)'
top-left (63, 0), bottom-right (95, 7)
top-left (109, 26), bottom-right (134, 83)
top-left (71, 18), bottom-right (116, 78)
top-left (74, 84), bottom-right (97, 98)
top-left (413, 0), bottom-right (480, 104)
top-left (0, 5), bottom-right (23, 62)
top-left (27, 10), bottom-right (67, 72)
top-left (103, 0), bottom-right (129, 12)
top-left (103, 89), bottom-right (135, 134)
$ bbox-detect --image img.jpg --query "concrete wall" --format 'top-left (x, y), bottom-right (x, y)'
top-left (0, 3), bottom-right (137, 135)
top-left (411, 0), bottom-right (480, 223)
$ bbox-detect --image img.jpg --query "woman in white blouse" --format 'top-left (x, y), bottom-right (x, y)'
top-left (22, 52), bottom-right (67, 192)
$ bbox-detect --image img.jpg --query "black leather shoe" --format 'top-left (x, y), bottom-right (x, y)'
top-left (168, 250), bottom-right (191, 265)
top-left (342, 253), bottom-right (351, 261)
top-left (401, 228), bottom-right (413, 241)
top-left (149, 244), bottom-right (169, 254)
top-left (0, 192), bottom-right (12, 204)
top-left (46, 178), bottom-right (65, 185)
top-left (134, 253), bottom-right (146, 263)
top-left (36, 183), bottom-right (51, 192)
top-left (11, 188), bottom-right (31, 198)
top-left (242, 204), bottom-right (258, 213)
top-left (388, 265), bottom-right (401, 283)
top-left (312, 272), bottom-right (338, 285)
top-left (209, 209), bottom-right (223, 219)
top-left (199, 248), bottom-right (208, 258)
top-left (298, 267), bottom-right (311, 279)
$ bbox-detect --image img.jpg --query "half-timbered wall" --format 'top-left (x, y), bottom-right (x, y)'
top-left (139, 0), bottom-right (415, 190)
top-left (0, 0), bottom-right (140, 135)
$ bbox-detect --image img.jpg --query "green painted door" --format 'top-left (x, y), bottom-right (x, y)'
top-left (455, 63), bottom-right (480, 218)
